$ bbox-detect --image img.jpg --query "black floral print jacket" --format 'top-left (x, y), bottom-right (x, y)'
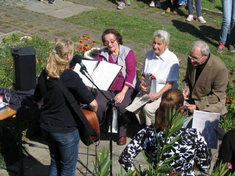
top-left (119, 126), bottom-right (211, 176)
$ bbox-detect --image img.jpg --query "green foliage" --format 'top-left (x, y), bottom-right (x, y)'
top-left (220, 69), bottom-right (235, 131)
top-left (94, 148), bottom-right (112, 176)
top-left (211, 161), bottom-right (235, 176)
top-left (0, 33), bottom-right (53, 88)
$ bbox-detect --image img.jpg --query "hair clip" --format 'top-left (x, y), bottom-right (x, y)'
top-left (52, 49), bottom-right (57, 54)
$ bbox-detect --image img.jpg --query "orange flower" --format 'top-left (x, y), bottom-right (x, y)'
top-left (91, 41), bottom-right (96, 45)
top-left (226, 97), bottom-right (230, 102)
top-left (77, 46), bottom-right (83, 51)
top-left (37, 59), bottom-right (42, 63)
top-left (80, 36), bottom-right (87, 40)
top-left (78, 40), bottom-right (84, 45)
top-left (86, 36), bottom-right (91, 40)
top-left (230, 97), bottom-right (235, 103)
top-left (84, 44), bottom-right (89, 48)
top-left (82, 46), bottom-right (87, 52)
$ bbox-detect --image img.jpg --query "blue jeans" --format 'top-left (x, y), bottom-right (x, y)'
top-left (41, 129), bottom-right (80, 176)
top-left (187, 0), bottom-right (202, 17)
top-left (219, 0), bottom-right (235, 44)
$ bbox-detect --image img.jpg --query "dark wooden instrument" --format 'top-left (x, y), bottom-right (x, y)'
top-left (80, 108), bottom-right (100, 146)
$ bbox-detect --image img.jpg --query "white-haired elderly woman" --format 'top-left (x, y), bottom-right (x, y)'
top-left (131, 29), bottom-right (179, 127)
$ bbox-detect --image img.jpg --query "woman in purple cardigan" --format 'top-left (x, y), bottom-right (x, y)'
top-left (95, 29), bottom-right (137, 145)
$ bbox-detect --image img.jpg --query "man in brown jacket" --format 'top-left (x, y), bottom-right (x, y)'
top-left (183, 41), bottom-right (228, 115)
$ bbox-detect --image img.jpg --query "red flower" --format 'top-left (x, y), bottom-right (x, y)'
top-left (231, 79), bottom-right (235, 84)
top-left (226, 97), bottom-right (230, 102)
top-left (228, 162), bottom-right (232, 169)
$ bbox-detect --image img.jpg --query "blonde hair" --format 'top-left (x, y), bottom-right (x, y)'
top-left (46, 38), bottom-right (74, 79)
top-left (156, 89), bottom-right (184, 130)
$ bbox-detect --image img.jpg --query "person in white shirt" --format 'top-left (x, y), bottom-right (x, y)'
top-left (130, 29), bottom-right (179, 126)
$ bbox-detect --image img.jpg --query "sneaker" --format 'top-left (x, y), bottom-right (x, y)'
top-left (49, 0), bottom-right (54, 4)
top-left (149, 1), bottom-right (155, 7)
top-left (156, 0), bottom-right (161, 8)
top-left (117, 2), bottom-right (125, 9)
top-left (197, 16), bottom-right (206, 24)
top-left (217, 42), bottom-right (225, 53)
top-left (229, 44), bottom-right (235, 52)
top-left (186, 15), bottom-right (194, 22)
top-left (173, 8), bottom-right (178, 14)
top-left (125, 0), bottom-right (131, 5)
top-left (165, 7), bottom-right (171, 13)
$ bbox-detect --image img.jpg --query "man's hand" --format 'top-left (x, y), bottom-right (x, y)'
top-left (214, 128), bottom-right (226, 140)
top-left (183, 91), bottom-right (189, 100)
top-left (184, 104), bottom-right (197, 113)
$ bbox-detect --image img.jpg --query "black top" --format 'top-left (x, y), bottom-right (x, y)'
top-left (34, 69), bottom-right (95, 133)
top-left (217, 129), bottom-right (235, 173)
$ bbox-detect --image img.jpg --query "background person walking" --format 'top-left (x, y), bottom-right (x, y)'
top-left (217, 0), bottom-right (235, 53)
top-left (185, 0), bottom-right (206, 24)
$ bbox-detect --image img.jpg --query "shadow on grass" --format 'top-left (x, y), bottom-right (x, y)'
top-left (171, 19), bottom-right (220, 47)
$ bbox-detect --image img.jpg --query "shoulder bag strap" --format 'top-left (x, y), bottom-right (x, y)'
top-left (56, 79), bottom-right (97, 136)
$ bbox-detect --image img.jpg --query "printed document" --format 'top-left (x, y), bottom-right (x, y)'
top-left (192, 110), bottom-right (220, 149)
top-left (126, 94), bottom-right (151, 112)
top-left (74, 60), bottom-right (122, 91)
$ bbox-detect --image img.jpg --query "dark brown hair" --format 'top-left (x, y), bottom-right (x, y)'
top-left (156, 89), bottom-right (184, 130)
top-left (101, 29), bottom-right (123, 45)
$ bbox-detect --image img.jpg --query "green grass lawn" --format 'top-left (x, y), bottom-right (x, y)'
top-left (65, 6), bottom-right (235, 69)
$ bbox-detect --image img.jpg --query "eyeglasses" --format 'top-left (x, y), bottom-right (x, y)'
top-left (188, 54), bottom-right (204, 61)
top-left (104, 39), bottom-right (117, 45)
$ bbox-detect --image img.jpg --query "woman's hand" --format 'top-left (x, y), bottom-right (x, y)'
top-left (114, 86), bottom-right (128, 103)
top-left (148, 92), bottom-right (160, 101)
top-left (114, 92), bottom-right (125, 103)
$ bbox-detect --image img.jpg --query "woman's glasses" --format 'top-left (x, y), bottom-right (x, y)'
top-left (104, 39), bottom-right (117, 45)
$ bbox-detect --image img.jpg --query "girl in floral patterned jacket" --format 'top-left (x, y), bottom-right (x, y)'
top-left (119, 89), bottom-right (211, 175)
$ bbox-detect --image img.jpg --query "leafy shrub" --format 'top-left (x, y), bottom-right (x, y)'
top-left (0, 33), bottom-right (53, 88)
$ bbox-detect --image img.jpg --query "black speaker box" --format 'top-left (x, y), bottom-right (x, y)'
top-left (11, 46), bottom-right (36, 91)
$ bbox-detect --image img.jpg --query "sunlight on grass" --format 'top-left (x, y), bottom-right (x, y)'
top-left (65, 7), bottom-right (235, 69)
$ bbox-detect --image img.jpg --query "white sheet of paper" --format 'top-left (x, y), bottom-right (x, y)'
top-left (126, 94), bottom-right (151, 112)
top-left (192, 110), bottom-right (220, 150)
top-left (74, 60), bottom-right (122, 91)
